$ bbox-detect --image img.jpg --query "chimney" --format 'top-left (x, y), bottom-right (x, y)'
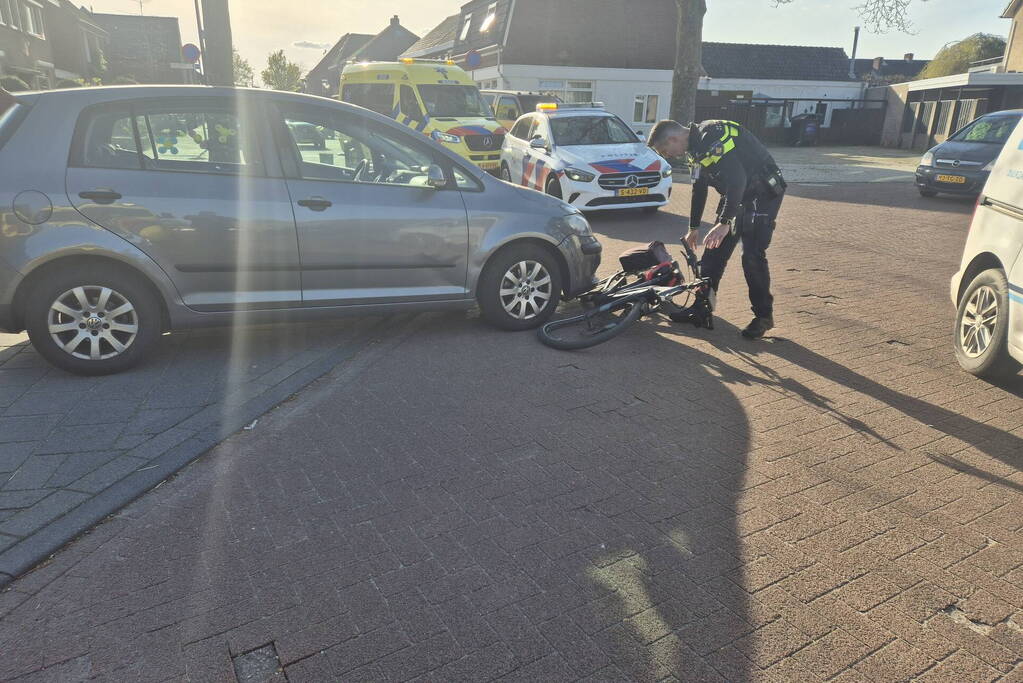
top-left (390, 15), bottom-right (400, 26)
top-left (849, 26), bottom-right (860, 79)
top-left (873, 56), bottom-right (884, 71)
top-left (904, 53), bottom-right (914, 61)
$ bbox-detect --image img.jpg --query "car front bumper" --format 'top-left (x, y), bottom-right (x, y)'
top-left (562, 176), bottom-right (673, 211)
top-left (558, 234), bottom-right (602, 297)
top-left (0, 256), bottom-right (20, 333)
top-left (916, 166), bottom-right (989, 196)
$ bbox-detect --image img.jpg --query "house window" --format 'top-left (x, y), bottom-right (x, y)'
top-left (22, 0), bottom-right (44, 38)
top-left (459, 13), bottom-right (472, 41)
top-left (480, 2), bottom-right (498, 32)
top-left (1, 0), bottom-right (19, 29)
top-left (633, 94), bottom-right (658, 123)
top-left (538, 79), bottom-right (594, 104)
top-left (479, 79), bottom-right (498, 90)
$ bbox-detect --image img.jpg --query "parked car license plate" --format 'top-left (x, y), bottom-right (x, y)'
top-left (936, 174), bottom-right (966, 184)
top-left (618, 187), bottom-right (649, 197)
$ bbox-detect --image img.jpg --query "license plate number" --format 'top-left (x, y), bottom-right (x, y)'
top-left (618, 187), bottom-right (649, 197)
top-left (936, 174), bottom-right (966, 184)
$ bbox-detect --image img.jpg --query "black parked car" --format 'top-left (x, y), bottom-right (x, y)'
top-left (916, 110), bottom-right (1023, 198)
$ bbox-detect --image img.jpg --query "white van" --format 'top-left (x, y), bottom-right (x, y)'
top-left (951, 118), bottom-right (1023, 378)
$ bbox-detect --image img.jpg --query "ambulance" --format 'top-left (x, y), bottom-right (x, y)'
top-left (339, 59), bottom-right (506, 174)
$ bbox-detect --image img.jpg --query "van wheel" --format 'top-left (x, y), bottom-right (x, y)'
top-left (24, 266), bottom-right (161, 376)
top-left (478, 243), bottom-right (562, 331)
top-left (954, 268), bottom-right (1020, 378)
top-left (545, 176), bottom-right (563, 200)
top-left (500, 163), bottom-right (513, 183)
top-left (919, 188), bottom-right (938, 198)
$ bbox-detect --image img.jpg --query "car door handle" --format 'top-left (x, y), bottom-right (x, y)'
top-left (297, 197), bottom-right (332, 212)
top-left (78, 189), bottom-right (122, 204)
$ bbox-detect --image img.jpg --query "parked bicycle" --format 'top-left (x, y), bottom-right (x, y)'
top-left (538, 239), bottom-right (714, 350)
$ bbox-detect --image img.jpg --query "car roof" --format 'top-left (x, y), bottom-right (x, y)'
top-left (541, 109), bottom-right (613, 118)
top-left (482, 90), bottom-right (552, 97)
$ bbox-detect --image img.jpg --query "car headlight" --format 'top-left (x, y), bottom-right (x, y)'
top-left (563, 212), bottom-right (592, 236)
top-left (920, 151), bottom-right (934, 167)
top-left (564, 168), bottom-right (595, 183)
top-left (983, 160), bottom-right (995, 171)
top-left (661, 167), bottom-right (673, 178)
top-left (431, 131), bottom-right (461, 144)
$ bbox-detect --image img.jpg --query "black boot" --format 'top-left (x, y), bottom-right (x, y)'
top-left (741, 316), bottom-right (774, 340)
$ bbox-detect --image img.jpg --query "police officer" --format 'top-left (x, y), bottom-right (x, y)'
top-left (649, 119), bottom-right (786, 340)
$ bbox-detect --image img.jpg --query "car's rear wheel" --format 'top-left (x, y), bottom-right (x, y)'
top-left (954, 268), bottom-right (1020, 378)
top-left (24, 266), bottom-right (162, 375)
top-left (919, 188), bottom-right (938, 198)
top-left (478, 243), bottom-right (562, 331)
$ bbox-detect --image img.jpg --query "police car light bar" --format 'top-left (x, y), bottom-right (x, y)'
top-left (536, 102), bottom-right (606, 112)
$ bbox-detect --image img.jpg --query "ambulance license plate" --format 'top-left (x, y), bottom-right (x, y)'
top-left (936, 174), bottom-right (966, 184)
top-left (618, 187), bottom-right (649, 197)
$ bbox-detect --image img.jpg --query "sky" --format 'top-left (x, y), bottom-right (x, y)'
top-left (87, 0), bottom-right (1011, 80)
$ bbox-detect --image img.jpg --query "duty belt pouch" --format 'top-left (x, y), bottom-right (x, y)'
top-left (619, 241), bottom-right (672, 272)
top-left (763, 166), bottom-right (787, 197)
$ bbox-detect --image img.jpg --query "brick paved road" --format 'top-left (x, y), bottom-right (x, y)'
top-left (1, 182), bottom-right (1022, 682)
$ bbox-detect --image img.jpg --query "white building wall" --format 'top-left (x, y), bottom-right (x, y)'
top-left (473, 64), bottom-right (867, 129)
top-left (471, 64), bottom-right (672, 138)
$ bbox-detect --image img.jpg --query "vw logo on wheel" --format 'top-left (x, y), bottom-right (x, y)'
top-left (626, 175), bottom-right (640, 188)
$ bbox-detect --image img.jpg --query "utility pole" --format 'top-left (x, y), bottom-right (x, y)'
top-left (849, 26), bottom-right (861, 80)
top-left (199, 0), bottom-right (233, 86)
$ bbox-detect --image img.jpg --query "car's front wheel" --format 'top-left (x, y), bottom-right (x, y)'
top-left (545, 176), bottom-right (563, 200)
top-left (919, 188), bottom-right (938, 198)
top-left (500, 163), bottom-right (514, 183)
top-left (24, 266), bottom-right (162, 375)
top-left (954, 268), bottom-right (1020, 378)
top-left (477, 243), bottom-right (563, 331)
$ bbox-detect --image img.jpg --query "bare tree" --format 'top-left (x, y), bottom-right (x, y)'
top-left (671, 0), bottom-right (920, 125)
top-left (774, 0), bottom-right (919, 33)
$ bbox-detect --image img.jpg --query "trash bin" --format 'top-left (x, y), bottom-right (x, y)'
top-left (789, 113), bottom-right (821, 147)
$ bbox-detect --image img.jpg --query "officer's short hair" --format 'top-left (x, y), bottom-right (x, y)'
top-left (648, 120), bottom-right (688, 149)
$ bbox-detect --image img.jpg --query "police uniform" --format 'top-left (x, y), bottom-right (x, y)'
top-left (688, 120), bottom-right (785, 323)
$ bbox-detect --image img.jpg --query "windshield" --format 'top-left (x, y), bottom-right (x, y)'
top-left (517, 95), bottom-right (559, 113)
top-left (951, 115), bottom-right (1022, 144)
top-left (418, 85), bottom-right (493, 118)
top-left (550, 115), bottom-right (639, 146)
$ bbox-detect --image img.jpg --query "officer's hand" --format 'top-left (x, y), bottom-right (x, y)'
top-left (684, 229), bottom-right (699, 251)
top-left (704, 223), bottom-right (730, 250)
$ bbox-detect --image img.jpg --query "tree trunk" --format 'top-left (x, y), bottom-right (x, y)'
top-left (670, 0), bottom-right (707, 125)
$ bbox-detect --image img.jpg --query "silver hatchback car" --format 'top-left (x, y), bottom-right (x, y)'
top-left (0, 86), bottom-right (601, 374)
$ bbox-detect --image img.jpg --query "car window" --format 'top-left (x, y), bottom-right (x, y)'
top-left (509, 117), bottom-right (531, 140)
top-left (527, 117), bottom-right (541, 140)
top-left (280, 107), bottom-right (438, 187)
top-left (135, 106), bottom-right (263, 175)
top-left (418, 85), bottom-right (492, 118)
top-left (400, 85), bottom-right (425, 121)
top-left (952, 115), bottom-right (1022, 144)
top-left (340, 83), bottom-right (395, 116)
top-left (77, 107), bottom-right (144, 170)
top-left (549, 115), bottom-right (639, 146)
top-left (496, 96), bottom-right (520, 121)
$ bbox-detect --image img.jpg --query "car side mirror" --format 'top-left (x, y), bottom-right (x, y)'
top-left (530, 137), bottom-right (548, 150)
top-left (427, 164), bottom-right (448, 189)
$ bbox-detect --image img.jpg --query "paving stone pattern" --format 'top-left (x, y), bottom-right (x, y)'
top-left (1, 183), bottom-right (1022, 681)
top-left (0, 317), bottom-right (388, 583)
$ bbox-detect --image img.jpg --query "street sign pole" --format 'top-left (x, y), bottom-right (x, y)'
top-left (199, 0), bottom-right (233, 87)
top-left (193, 0), bottom-right (207, 84)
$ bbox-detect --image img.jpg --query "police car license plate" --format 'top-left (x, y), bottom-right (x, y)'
top-left (936, 174), bottom-right (966, 184)
top-left (618, 187), bottom-right (649, 197)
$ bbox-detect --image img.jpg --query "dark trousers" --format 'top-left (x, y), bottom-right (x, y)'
top-left (700, 192), bottom-right (783, 319)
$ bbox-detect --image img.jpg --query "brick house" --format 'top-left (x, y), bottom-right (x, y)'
top-left (305, 16), bottom-right (418, 97)
top-left (90, 13), bottom-right (186, 85)
top-left (0, 0), bottom-right (109, 89)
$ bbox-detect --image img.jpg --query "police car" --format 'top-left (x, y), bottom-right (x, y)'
top-left (500, 103), bottom-right (672, 212)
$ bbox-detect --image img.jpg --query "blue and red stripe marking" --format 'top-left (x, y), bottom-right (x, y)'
top-left (446, 125), bottom-right (503, 136)
top-left (589, 158), bottom-right (650, 174)
top-left (1010, 282), bottom-right (1023, 305)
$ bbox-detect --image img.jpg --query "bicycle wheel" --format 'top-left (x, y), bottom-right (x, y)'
top-left (537, 300), bottom-right (644, 350)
